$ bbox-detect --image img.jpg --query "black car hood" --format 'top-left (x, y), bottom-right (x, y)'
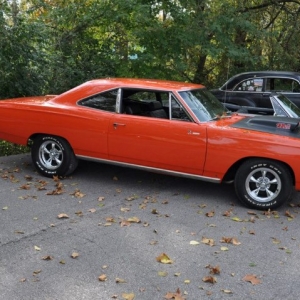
top-left (231, 115), bottom-right (300, 137)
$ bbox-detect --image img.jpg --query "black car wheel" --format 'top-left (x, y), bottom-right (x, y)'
top-left (31, 135), bottom-right (78, 177)
top-left (235, 159), bottom-right (293, 209)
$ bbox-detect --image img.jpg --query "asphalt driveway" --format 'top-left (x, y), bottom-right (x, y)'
top-left (0, 154), bottom-right (300, 300)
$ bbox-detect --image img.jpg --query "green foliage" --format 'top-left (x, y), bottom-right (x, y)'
top-left (0, 0), bottom-right (300, 95)
top-left (0, 140), bottom-right (29, 156)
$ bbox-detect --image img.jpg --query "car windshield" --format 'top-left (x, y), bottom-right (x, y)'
top-left (271, 94), bottom-right (300, 118)
top-left (179, 89), bottom-right (229, 121)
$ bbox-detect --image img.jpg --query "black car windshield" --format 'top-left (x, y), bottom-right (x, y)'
top-left (271, 94), bottom-right (300, 118)
top-left (179, 89), bottom-right (229, 121)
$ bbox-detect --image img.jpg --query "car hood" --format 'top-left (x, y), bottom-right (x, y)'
top-left (231, 115), bottom-right (300, 138)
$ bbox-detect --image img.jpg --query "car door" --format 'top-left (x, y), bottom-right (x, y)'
top-left (227, 77), bottom-right (264, 107)
top-left (265, 77), bottom-right (300, 108)
top-left (107, 94), bottom-right (207, 175)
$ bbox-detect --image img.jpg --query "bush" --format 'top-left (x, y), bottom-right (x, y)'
top-left (0, 140), bottom-right (29, 156)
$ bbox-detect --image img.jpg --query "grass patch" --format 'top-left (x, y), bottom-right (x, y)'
top-left (0, 140), bottom-right (29, 156)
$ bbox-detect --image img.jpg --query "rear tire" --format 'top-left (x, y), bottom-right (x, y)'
top-left (235, 159), bottom-right (293, 209)
top-left (31, 135), bottom-right (78, 177)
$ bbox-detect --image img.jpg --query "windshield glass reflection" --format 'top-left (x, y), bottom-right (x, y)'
top-left (179, 89), bottom-right (229, 121)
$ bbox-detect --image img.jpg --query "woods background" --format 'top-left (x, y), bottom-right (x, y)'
top-left (1, 0), bottom-right (300, 99)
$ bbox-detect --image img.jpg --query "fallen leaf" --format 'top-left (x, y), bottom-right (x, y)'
top-left (242, 274), bottom-right (261, 285)
top-left (70, 189), bottom-right (86, 198)
top-left (158, 271), bottom-right (168, 277)
top-left (47, 182), bottom-right (64, 195)
top-left (33, 270), bottom-right (42, 275)
top-left (164, 288), bottom-right (185, 300)
top-left (150, 240), bottom-right (158, 245)
top-left (122, 293), bottom-right (135, 300)
top-left (57, 213), bottom-right (69, 219)
top-left (120, 220), bottom-right (131, 227)
top-left (231, 217), bottom-right (243, 222)
top-left (285, 210), bottom-right (294, 218)
top-left (206, 265), bottom-right (220, 275)
top-left (201, 237), bottom-right (215, 246)
top-left (202, 276), bottom-right (217, 284)
top-left (126, 195), bottom-right (138, 201)
top-left (156, 253), bottom-right (173, 264)
top-left (19, 184), bottom-right (31, 190)
top-left (42, 255), bottom-right (53, 260)
top-left (247, 211), bottom-right (257, 215)
top-left (205, 210), bottom-right (215, 217)
top-left (98, 274), bottom-right (107, 281)
top-left (220, 246), bottom-right (229, 251)
top-left (222, 210), bottom-right (232, 217)
top-left (272, 237), bottom-right (281, 244)
top-left (116, 277), bottom-right (127, 283)
top-left (190, 240), bottom-right (200, 245)
top-left (127, 217), bottom-right (141, 223)
top-left (221, 289), bottom-right (232, 294)
top-left (121, 207), bottom-right (131, 212)
top-left (71, 252), bottom-right (79, 259)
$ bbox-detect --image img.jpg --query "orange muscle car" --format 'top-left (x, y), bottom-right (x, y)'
top-left (1, 78), bottom-right (300, 210)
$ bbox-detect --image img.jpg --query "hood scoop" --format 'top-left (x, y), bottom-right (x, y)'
top-left (247, 116), bottom-right (300, 132)
top-left (232, 115), bottom-right (300, 136)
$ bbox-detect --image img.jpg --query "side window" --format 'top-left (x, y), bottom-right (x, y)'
top-left (128, 91), bottom-right (156, 102)
top-left (234, 78), bottom-right (263, 92)
top-left (79, 89), bottom-right (117, 112)
top-left (123, 89), bottom-right (169, 119)
top-left (171, 96), bottom-right (191, 122)
top-left (266, 78), bottom-right (300, 93)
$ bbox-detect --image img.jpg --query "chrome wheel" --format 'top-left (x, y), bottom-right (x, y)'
top-left (245, 167), bottom-right (281, 203)
top-left (235, 159), bottom-right (292, 209)
top-left (38, 140), bottom-right (63, 170)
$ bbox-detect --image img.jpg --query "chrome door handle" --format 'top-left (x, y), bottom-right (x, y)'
top-left (187, 130), bottom-right (200, 135)
top-left (113, 123), bottom-right (126, 129)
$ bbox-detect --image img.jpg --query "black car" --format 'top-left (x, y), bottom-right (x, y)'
top-left (211, 71), bottom-right (300, 113)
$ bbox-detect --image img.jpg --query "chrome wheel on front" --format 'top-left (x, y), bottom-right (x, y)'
top-left (235, 159), bottom-right (293, 209)
top-left (39, 140), bottom-right (63, 170)
top-left (245, 167), bottom-right (281, 203)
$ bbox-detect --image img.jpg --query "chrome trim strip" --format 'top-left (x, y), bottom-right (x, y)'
top-left (77, 155), bottom-right (221, 183)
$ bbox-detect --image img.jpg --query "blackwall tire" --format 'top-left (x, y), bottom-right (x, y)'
top-left (234, 159), bottom-right (293, 210)
top-left (31, 135), bottom-right (78, 177)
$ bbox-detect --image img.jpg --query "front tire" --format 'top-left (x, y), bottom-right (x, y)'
top-left (235, 159), bottom-right (293, 209)
top-left (31, 135), bottom-right (78, 177)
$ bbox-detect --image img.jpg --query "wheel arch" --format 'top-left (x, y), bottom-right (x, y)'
top-left (223, 156), bottom-right (295, 185)
top-left (28, 133), bottom-right (73, 149)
